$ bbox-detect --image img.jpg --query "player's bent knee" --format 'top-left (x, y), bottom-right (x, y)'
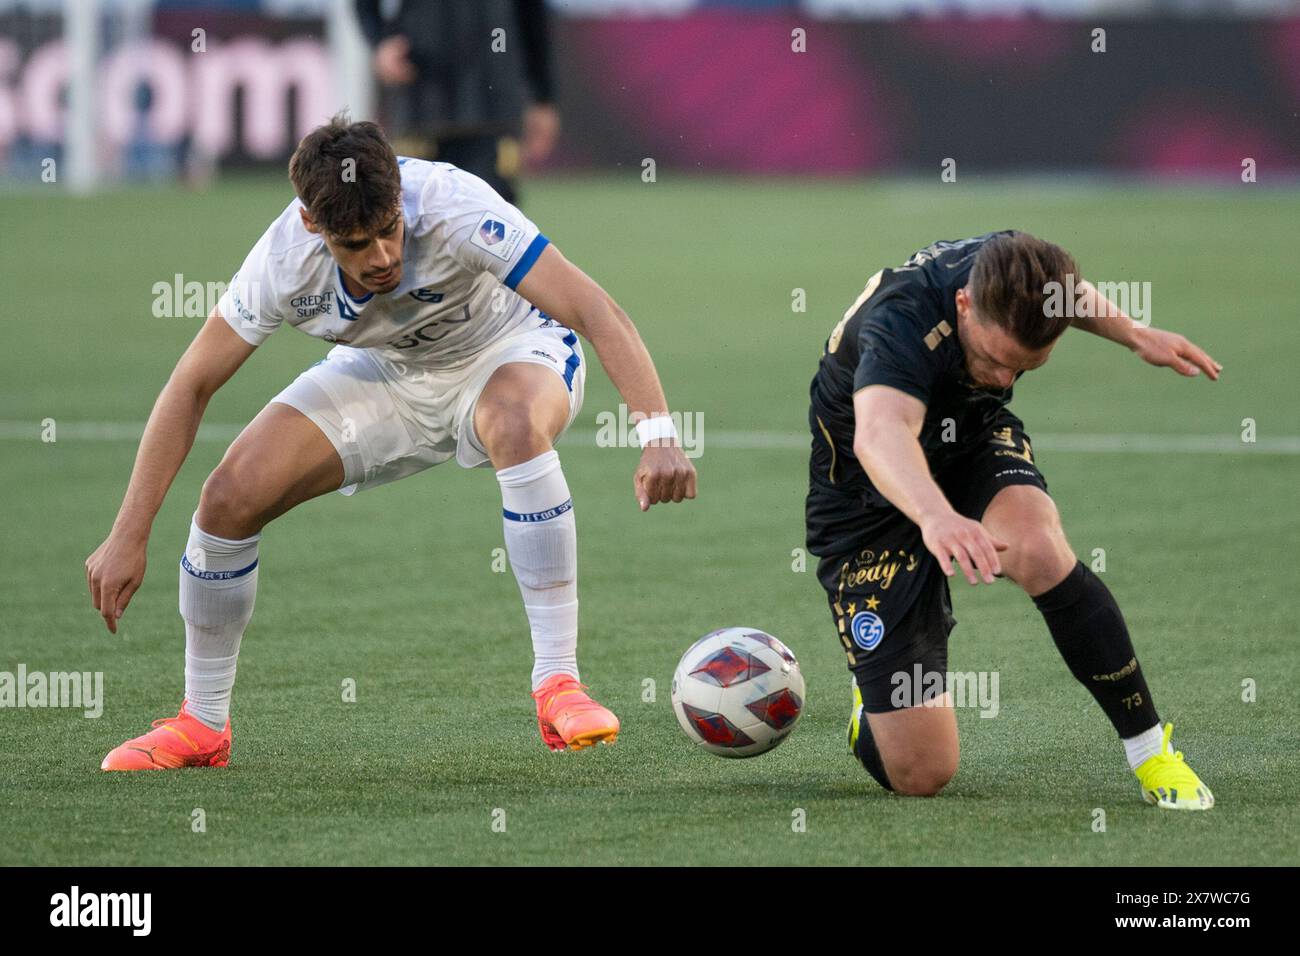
top-left (864, 694), bottom-right (959, 796)
top-left (475, 363), bottom-right (570, 468)
top-left (1004, 527), bottom-right (1074, 595)
top-left (890, 763), bottom-right (957, 797)
top-left (197, 466), bottom-right (271, 540)
top-left (477, 402), bottom-right (557, 466)
top-left (885, 751), bottom-right (959, 797)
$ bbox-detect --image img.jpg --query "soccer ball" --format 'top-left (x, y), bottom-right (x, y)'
top-left (670, 627), bottom-right (805, 758)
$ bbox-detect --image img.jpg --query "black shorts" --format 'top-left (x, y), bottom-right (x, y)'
top-left (806, 411), bottom-right (1048, 713)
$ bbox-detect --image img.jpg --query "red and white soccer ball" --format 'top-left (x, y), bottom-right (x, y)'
top-left (671, 627), bottom-right (805, 758)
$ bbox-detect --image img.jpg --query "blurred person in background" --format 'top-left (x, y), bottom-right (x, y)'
top-left (355, 0), bottom-right (560, 205)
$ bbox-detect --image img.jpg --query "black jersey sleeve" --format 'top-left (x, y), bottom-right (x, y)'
top-left (851, 308), bottom-right (944, 408)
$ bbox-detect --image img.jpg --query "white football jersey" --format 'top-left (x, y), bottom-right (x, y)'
top-left (217, 158), bottom-right (550, 368)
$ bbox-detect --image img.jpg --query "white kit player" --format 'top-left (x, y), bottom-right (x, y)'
top-left (87, 116), bottom-right (696, 769)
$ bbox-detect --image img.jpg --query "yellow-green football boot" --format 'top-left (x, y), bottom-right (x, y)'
top-left (1134, 722), bottom-right (1215, 811)
top-left (847, 681), bottom-right (864, 756)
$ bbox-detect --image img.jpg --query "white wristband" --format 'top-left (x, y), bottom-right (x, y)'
top-left (635, 415), bottom-right (678, 447)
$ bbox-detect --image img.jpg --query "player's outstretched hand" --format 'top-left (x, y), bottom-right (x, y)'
top-left (85, 532), bottom-right (148, 634)
top-left (634, 444), bottom-right (697, 511)
top-left (920, 512), bottom-right (1007, 585)
top-left (1131, 326), bottom-right (1222, 380)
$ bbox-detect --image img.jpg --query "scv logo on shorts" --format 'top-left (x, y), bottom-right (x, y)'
top-left (850, 611), bottom-right (885, 651)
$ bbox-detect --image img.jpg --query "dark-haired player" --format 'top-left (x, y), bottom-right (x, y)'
top-left (807, 232), bottom-right (1219, 809)
top-left (87, 116), bottom-right (695, 768)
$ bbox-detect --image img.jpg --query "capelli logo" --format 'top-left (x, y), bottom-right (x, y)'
top-left (49, 886), bottom-right (151, 936)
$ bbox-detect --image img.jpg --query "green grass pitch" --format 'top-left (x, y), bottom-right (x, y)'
top-left (1, 175), bottom-right (1296, 865)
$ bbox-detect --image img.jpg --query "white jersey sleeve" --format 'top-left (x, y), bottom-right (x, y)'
top-left (217, 226), bottom-right (285, 346)
top-left (437, 171), bottom-right (550, 291)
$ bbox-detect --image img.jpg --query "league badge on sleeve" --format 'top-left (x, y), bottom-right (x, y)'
top-left (471, 212), bottom-right (524, 261)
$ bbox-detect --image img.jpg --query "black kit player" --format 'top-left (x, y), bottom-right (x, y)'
top-left (806, 231), bottom-right (1220, 809)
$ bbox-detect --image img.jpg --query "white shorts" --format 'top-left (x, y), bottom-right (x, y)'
top-left (271, 319), bottom-right (586, 494)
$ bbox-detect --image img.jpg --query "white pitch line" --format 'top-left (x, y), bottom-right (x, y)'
top-left (1019, 433), bottom-right (1300, 454)
top-left (1, 421), bottom-right (1297, 454)
top-left (0, 421), bottom-right (243, 442)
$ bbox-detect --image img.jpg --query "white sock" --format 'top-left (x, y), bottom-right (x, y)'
top-left (179, 515), bottom-right (259, 731)
top-left (1123, 722), bottom-right (1165, 770)
top-left (495, 450), bottom-right (579, 690)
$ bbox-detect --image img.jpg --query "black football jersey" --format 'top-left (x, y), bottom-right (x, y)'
top-left (808, 231), bottom-right (1023, 501)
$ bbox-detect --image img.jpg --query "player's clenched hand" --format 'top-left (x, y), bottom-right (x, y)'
top-left (85, 532), bottom-right (148, 634)
top-left (634, 445), bottom-right (697, 511)
top-left (1131, 327), bottom-right (1222, 381)
top-left (920, 512), bottom-right (1007, 585)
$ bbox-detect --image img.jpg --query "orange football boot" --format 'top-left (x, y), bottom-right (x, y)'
top-left (101, 700), bottom-right (231, 770)
top-left (531, 675), bottom-right (619, 751)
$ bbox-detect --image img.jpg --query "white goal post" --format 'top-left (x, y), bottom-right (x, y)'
top-left (46, 0), bottom-right (372, 193)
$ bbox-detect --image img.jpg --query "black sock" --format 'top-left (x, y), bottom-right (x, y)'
top-left (1032, 561), bottom-right (1160, 738)
top-left (853, 712), bottom-right (894, 791)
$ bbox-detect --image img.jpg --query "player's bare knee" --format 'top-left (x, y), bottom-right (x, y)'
top-left (197, 467), bottom-right (269, 539)
top-left (877, 732), bottom-right (959, 796)
top-left (1007, 529), bottom-right (1073, 595)
top-left (997, 516), bottom-right (1070, 590)
top-left (894, 776), bottom-right (950, 798)
top-left (888, 757), bottom-right (957, 797)
top-left (478, 403), bottom-right (555, 467)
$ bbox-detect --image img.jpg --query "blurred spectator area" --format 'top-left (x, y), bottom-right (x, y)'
top-left (1, 0), bottom-right (1298, 182)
